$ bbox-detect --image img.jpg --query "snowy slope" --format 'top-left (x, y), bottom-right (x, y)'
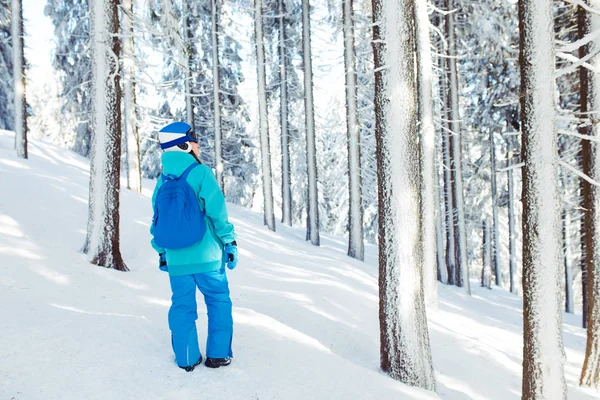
top-left (0, 130), bottom-right (596, 400)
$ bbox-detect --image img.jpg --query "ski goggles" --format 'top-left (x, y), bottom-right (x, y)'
top-left (160, 128), bottom-right (198, 150)
top-left (184, 127), bottom-right (198, 143)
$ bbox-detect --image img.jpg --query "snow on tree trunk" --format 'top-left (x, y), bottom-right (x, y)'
top-left (580, 0), bottom-right (600, 388)
top-left (442, 115), bottom-right (456, 285)
top-left (445, 0), bottom-right (469, 294)
top-left (278, 0), bottom-right (292, 227)
top-left (11, 0), bottom-right (26, 159)
top-left (436, 175), bottom-right (448, 283)
top-left (255, 0), bottom-right (276, 231)
top-left (211, 0), bottom-right (223, 191)
top-left (184, 3), bottom-right (195, 130)
top-left (343, 0), bottom-right (364, 261)
top-left (373, 0), bottom-right (436, 389)
top-left (302, 0), bottom-right (319, 246)
top-left (88, 0), bottom-right (127, 271)
top-left (490, 129), bottom-right (502, 287)
top-left (482, 218), bottom-right (492, 289)
top-left (415, 0), bottom-right (436, 303)
top-left (562, 193), bottom-right (574, 314)
top-left (579, 3), bottom-right (590, 330)
top-left (507, 137), bottom-right (518, 294)
top-left (122, 0), bottom-right (141, 193)
top-left (519, 0), bottom-right (566, 395)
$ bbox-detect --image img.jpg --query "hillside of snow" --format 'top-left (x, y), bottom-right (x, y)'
top-left (0, 130), bottom-right (596, 400)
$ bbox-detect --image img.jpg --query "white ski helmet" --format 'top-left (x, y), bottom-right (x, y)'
top-left (158, 122), bottom-right (198, 153)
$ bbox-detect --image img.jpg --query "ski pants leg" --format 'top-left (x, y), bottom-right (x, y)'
top-left (193, 270), bottom-right (233, 359)
top-left (168, 274), bottom-right (202, 367)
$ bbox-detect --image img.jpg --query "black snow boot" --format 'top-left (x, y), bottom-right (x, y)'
top-left (179, 356), bottom-right (203, 372)
top-left (205, 357), bottom-right (231, 368)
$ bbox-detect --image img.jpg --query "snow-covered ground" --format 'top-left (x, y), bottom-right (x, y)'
top-left (0, 130), bottom-right (596, 400)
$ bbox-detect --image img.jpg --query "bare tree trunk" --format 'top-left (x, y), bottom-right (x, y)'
top-left (445, 0), bottom-right (469, 294)
top-left (255, 0), bottom-right (276, 231)
top-left (211, 0), bottom-right (223, 191)
top-left (302, 0), bottom-right (320, 246)
top-left (415, 0), bottom-right (437, 304)
top-left (507, 136), bottom-right (518, 294)
top-left (490, 129), bottom-right (502, 286)
top-left (373, 0), bottom-right (436, 390)
top-left (184, 3), bottom-right (195, 129)
top-left (482, 218), bottom-right (492, 289)
top-left (442, 108), bottom-right (456, 285)
top-left (580, 0), bottom-right (600, 388)
top-left (11, 0), bottom-right (26, 159)
top-left (436, 176), bottom-right (448, 283)
top-left (519, 0), bottom-right (566, 395)
top-left (343, 0), bottom-right (364, 260)
top-left (122, 0), bottom-right (141, 193)
top-left (278, 0), bottom-right (292, 226)
top-left (88, 0), bottom-right (127, 271)
top-left (563, 196), bottom-right (574, 314)
top-left (579, 3), bottom-right (590, 330)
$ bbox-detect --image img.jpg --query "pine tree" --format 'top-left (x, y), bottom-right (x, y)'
top-left (302, 0), bottom-right (319, 246)
top-left (578, 3), bottom-right (591, 329)
top-left (86, 0), bottom-right (127, 271)
top-left (256, 0), bottom-right (276, 231)
top-left (121, 0), bottom-right (141, 193)
top-left (0, 0), bottom-right (14, 131)
top-left (343, 0), bottom-right (363, 260)
top-left (11, 0), bottom-right (26, 158)
top-left (414, 0), bottom-right (436, 303)
top-left (211, 0), bottom-right (224, 191)
top-left (373, 0), bottom-right (435, 389)
top-left (580, 0), bottom-right (600, 388)
top-left (278, 0), bottom-right (292, 226)
top-left (519, 0), bottom-right (566, 395)
top-left (444, 0), bottom-right (469, 293)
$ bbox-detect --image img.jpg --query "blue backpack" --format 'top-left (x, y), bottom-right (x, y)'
top-left (152, 163), bottom-right (206, 249)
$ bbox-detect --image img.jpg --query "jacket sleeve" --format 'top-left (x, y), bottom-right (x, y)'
top-left (197, 165), bottom-right (236, 245)
top-left (150, 181), bottom-right (166, 254)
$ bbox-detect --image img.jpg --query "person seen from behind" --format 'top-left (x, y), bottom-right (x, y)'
top-left (150, 122), bottom-right (238, 372)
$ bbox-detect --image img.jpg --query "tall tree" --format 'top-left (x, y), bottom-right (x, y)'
top-left (373, 0), bottom-right (435, 389)
top-left (490, 129), bottom-right (501, 286)
top-left (302, 0), bottom-right (319, 246)
top-left (343, 0), bottom-right (364, 260)
top-left (11, 0), bottom-right (26, 159)
top-left (0, 0), bottom-right (14, 131)
top-left (278, 0), bottom-right (293, 226)
top-left (444, 0), bottom-right (469, 293)
top-left (580, 0), bottom-right (600, 388)
top-left (506, 135), bottom-right (518, 294)
top-left (211, 0), bottom-right (224, 191)
top-left (579, 3), bottom-right (590, 329)
top-left (519, 0), bottom-right (566, 395)
top-left (183, 1), bottom-right (195, 130)
top-left (415, 0), bottom-right (437, 302)
top-left (482, 218), bottom-right (492, 289)
top-left (256, 0), bottom-right (276, 231)
top-left (121, 0), bottom-right (141, 193)
top-left (87, 0), bottom-right (127, 271)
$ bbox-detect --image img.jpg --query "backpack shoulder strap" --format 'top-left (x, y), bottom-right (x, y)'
top-left (179, 163), bottom-right (200, 181)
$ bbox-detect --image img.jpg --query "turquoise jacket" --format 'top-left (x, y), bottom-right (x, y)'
top-left (151, 152), bottom-right (236, 276)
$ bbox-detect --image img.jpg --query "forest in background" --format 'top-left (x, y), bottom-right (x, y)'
top-left (2, 0), bottom-right (600, 396)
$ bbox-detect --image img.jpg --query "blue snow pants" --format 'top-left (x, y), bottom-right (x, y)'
top-left (168, 270), bottom-right (233, 368)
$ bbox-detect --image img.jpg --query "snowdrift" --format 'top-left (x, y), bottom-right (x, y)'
top-left (0, 130), bottom-right (594, 399)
